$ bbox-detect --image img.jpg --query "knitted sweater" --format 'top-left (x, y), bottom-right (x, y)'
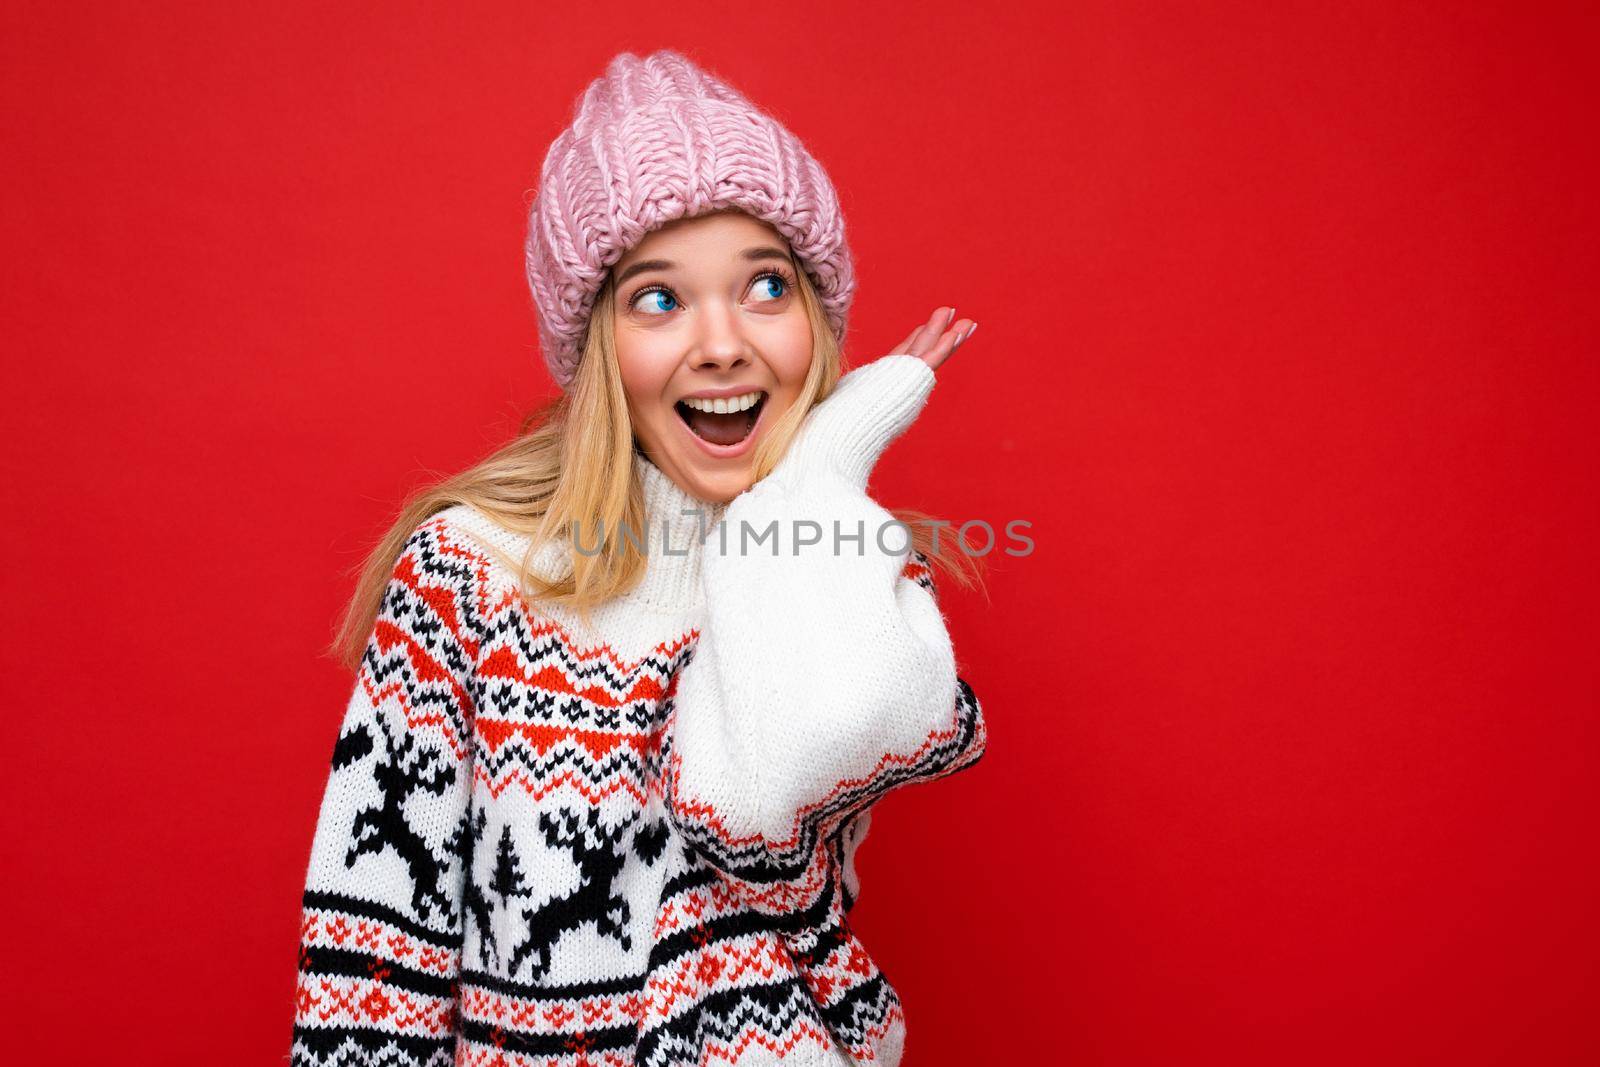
top-left (289, 354), bottom-right (989, 1067)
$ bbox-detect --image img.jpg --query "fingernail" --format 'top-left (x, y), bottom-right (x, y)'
top-left (963, 322), bottom-right (978, 341)
top-left (945, 307), bottom-right (956, 326)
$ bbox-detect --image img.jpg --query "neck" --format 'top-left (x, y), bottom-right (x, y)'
top-left (623, 450), bottom-right (730, 611)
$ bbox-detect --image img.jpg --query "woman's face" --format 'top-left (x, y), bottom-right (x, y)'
top-left (611, 209), bottom-right (814, 505)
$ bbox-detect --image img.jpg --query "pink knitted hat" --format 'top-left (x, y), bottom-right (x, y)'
top-left (525, 50), bottom-right (857, 391)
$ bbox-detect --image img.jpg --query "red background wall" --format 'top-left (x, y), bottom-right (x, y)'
top-left (4, 2), bottom-right (1596, 1063)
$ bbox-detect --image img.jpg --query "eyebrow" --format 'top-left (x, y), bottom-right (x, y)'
top-left (613, 246), bottom-right (792, 290)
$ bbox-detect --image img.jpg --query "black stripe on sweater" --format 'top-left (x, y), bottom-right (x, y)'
top-left (301, 889), bottom-right (461, 948)
top-left (297, 943), bottom-right (455, 999)
top-left (457, 1017), bottom-right (637, 1056)
top-left (455, 966), bottom-right (641, 1002)
top-left (633, 978), bottom-right (827, 1065)
top-left (289, 1026), bottom-right (454, 1066)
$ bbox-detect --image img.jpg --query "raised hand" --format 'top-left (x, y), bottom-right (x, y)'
top-left (890, 305), bottom-right (978, 372)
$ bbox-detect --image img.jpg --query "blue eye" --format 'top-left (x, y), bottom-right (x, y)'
top-left (750, 272), bottom-right (789, 302)
top-left (632, 288), bottom-right (679, 315)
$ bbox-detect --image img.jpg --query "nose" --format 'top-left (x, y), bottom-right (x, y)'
top-left (687, 302), bottom-right (752, 373)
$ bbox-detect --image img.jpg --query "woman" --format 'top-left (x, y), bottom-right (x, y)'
top-left (290, 49), bottom-right (987, 1067)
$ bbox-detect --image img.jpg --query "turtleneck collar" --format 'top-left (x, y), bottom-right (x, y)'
top-left (623, 450), bottom-right (730, 612)
top-left (453, 451), bottom-right (731, 614)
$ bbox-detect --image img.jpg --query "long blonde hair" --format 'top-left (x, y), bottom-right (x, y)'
top-left (328, 249), bottom-right (987, 670)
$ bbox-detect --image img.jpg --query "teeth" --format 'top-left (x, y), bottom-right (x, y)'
top-left (681, 391), bottom-right (763, 414)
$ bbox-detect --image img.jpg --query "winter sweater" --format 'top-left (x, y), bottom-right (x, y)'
top-left (289, 354), bottom-right (989, 1067)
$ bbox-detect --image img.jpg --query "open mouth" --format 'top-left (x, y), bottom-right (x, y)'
top-left (674, 391), bottom-right (767, 448)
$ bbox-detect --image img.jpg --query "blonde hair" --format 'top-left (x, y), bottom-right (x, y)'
top-left (328, 249), bottom-right (988, 671)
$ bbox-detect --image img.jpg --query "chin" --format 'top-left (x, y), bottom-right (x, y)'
top-left (689, 470), bottom-right (748, 505)
top-left (651, 454), bottom-right (726, 502)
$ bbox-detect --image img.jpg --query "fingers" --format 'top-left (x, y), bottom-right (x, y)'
top-left (907, 307), bottom-right (953, 359)
top-left (920, 308), bottom-right (976, 372)
top-left (890, 307), bottom-right (978, 372)
top-left (894, 325), bottom-right (928, 354)
top-left (892, 312), bottom-right (939, 356)
top-left (894, 328), bottom-right (923, 355)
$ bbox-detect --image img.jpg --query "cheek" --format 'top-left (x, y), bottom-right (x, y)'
top-left (614, 333), bottom-right (679, 414)
top-left (766, 316), bottom-right (814, 390)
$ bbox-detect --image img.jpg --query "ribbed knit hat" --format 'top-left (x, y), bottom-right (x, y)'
top-left (525, 50), bottom-right (857, 391)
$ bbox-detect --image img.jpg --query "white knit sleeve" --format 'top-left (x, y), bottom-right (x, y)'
top-left (663, 355), bottom-right (988, 917)
top-left (290, 517), bottom-right (479, 1065)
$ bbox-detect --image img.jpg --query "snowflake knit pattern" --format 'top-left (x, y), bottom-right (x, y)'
top-left (288, 355), bottom-right (988, 1067)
